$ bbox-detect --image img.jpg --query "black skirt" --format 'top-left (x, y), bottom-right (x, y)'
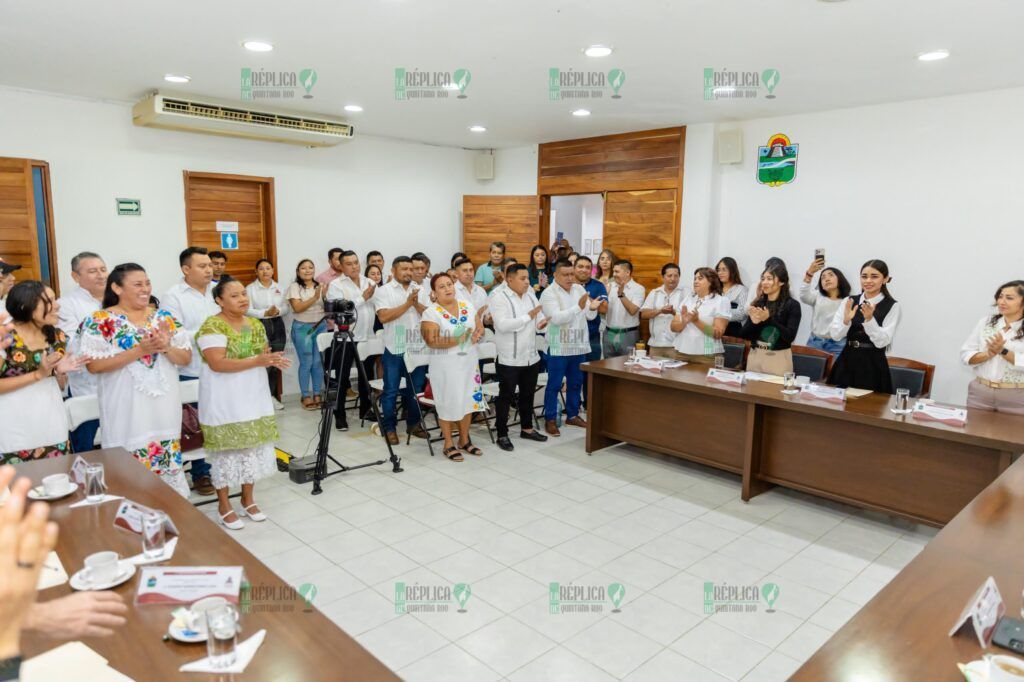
top-left (828, 347), bottom-right (893, 394)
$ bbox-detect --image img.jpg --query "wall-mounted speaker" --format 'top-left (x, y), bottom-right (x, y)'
top-left (718, 129), bottom-right (743, 164)
top-left (474, 153), bottom-right (495, 180)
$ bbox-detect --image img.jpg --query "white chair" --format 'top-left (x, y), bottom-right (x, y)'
top-left (357, 338), bottom-right (394, 428)
top-left (474, 342), bottom-right (499, 442)
top-left (403, 352), bottom-right (436, 456)
top-left (65, 395), bottom-right (101, 449)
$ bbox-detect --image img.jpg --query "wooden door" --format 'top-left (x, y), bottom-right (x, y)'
top-left (602, 189), bottom-right (678, 293)
top-left (183, 171), bottom-right (276, 281)
top-left (0, 157), bottom-right (58, 292)
top-left (462, 195), bottom-right (539, 266)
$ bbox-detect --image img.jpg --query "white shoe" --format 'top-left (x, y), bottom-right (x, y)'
top-left (273, 398), bottom-right (285, 411)
top-left (218, 509), bottom-right (244, 530)
top-left (240, 504), bottom-right (267, 522)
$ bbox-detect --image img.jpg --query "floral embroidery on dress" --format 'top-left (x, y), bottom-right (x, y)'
top-left (129, 438), bottom-right (182, 474)
top-left (435, 301), bottom-right (469, 326)
top-left (80, 309), bottom-right (189, 397)
top-left (0, 330), bottom-right (67, 378)
top-left (1, 440), bottom-right (70, 466)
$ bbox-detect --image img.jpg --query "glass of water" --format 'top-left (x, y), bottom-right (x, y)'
top-left (205, 603), bottom-right (240, 668)
top-left (85, 463), bottom-right (105, 503)
top-left (142, 511), bottom-right (167, 560)
top-left (782, 372), bottom-right (798, 394)
top-left (891, 388), bottom-right (912, 414)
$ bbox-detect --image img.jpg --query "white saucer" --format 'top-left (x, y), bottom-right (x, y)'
top-left (69, 561), bottom-right (136, 591)
top-left (28, 482), bottom-right (78, 501)
top-left (168, 621), bottom-right (207, 644)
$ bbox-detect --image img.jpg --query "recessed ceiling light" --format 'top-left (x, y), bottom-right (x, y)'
top-left (584, 45), bottom-right (613, 58)
top-left (164, 74), bottom-right (191, 84)
top-left (344, 105), bottom-right (363, 112)
top-left (469, 125), bottom-right (487, 133)
top-left (243, 40), bottom-right (274, 52)
top-left (572, 109), bottom-right (591, 117)
top-left (917, 49), bottom-right (950, 61)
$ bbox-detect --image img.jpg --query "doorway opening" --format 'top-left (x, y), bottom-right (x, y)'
top-left (550, 193), bottom-right (604, 266)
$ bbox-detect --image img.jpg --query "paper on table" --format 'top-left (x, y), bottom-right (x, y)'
top-left (126, 536), bottom-right (178, 566)
top-left (179, 629), bottom-right (267, 674)
top-left (744, 371), bottom-right (785, 385)
top-left (21, 641), bottom-right (135, 681)
top-left (845, 388), bottom-right (873, 398)
top-left (69, 494), bottom-right (124, 509)
top-left (36, 551), bottom-right (68, 590)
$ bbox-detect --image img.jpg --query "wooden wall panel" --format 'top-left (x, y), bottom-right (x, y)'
top-left (462, 195), bottom-right (539, 266)
top-left (183, 172), bottom-right (276, 283)
top-left (0, 157), bottom-right (41, 283)
top-left (603, 189), bottom-right (678, 293)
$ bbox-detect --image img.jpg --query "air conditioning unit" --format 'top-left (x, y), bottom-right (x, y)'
top-left (132, 92), bottom-right (354, 147)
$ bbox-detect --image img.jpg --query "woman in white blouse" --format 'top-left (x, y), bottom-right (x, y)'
top-left (799, 258), bottom-right (851, 357)
top-left (246, 258), bottom-right (289, 409)
top-left (960, 280), bottom-right (1024, 414)
top-left (826, 259), bottom-right (901, 393)
top-left (716, 257), bottom-right (748, 337)
top-left (671, 267), bottom-right (731, 364)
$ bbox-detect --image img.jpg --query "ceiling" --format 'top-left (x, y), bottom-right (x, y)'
top-left (1, 0), bottom-right (1022, 149)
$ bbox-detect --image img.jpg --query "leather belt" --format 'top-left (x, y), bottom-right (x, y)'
top-left (977, 377), bottom-right (1024, 389)
top-left (846, 340), bottom-right (880, 350)
top-left (606, 326), bottom-right (639, 334)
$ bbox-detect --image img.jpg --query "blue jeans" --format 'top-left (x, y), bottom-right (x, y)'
top-left (292, 320), bottom-right (326, 397)
top-left (806, 334), bottom-right (846, 358)
top-left (581, 339), bottom-right (602, 406)
top-left (380, 349), bottom-right (426, 434)
top-left (179, 375), bottom-right (209, 481)
top-left (545, 354), bottom-right (584, 421)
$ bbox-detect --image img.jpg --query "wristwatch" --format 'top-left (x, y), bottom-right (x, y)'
top-left (1000, 348), bottom-right (1010, 357)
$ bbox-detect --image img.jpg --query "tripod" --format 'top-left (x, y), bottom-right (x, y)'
top-left (311, 325), bottom-right (402, 496)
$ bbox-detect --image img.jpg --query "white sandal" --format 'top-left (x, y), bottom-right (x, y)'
top-left (218, 509), bottom-right (244, 530)
top-left (240, 503), bottom-right (267, 522)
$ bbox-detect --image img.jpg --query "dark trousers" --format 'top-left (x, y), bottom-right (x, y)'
top-left (381, 349), bottom-right (427, 433)
top-left (260, 317), bottom-right (286, 400)
top-left (545, 354), bottom-right (584, 421)
top-left (496, 361), bottom-right (541, 437)
top-left (335, 338), bottom-right (373, 420)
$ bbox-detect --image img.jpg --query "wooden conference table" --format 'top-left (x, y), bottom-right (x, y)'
top-left (18, 449), bottom-right (398, 681)
top-left (584, 357), bottom-right (1024, 527)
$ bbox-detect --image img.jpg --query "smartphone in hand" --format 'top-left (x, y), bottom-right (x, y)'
top-left (814, 248), bottom-right (825, 263)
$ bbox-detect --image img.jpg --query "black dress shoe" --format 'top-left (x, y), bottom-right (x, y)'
top-left (520, 430), bottom-right (548, 442)
top-left (496, 437), bottom-right (514, 451)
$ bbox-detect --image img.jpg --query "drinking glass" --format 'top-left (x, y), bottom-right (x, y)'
top-left (714, 356), bottom-right (725, 371)
top-left (891, 388), bottom-right (912, 414)
top-left (85, 463), bottom-right (105, 503)
top-left (205, 604), bottom-right (240, 668)
top-left (142, 511), bottom-right (167, 559)
top-left (782, 372), bottom-right (798, 395)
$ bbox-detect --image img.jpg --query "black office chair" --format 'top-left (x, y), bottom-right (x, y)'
top-left (888, 357), bottom-right (934, 397)
top-left (721, 336), bottom-right (750, 371)
top-left (791, 345), bottom-right (833, 382)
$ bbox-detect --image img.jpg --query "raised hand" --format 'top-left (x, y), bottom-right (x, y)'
top-left (986, 334), bottom-right (1006, 357)
top-left (55, 353), bottom-right (88, 375)
top-left (578, 293), bottom-right (589, 310)
top-left (537, 318), bottom-right (549, 331)
top-left (860, 300), bottom-right (876, 322)
top-left (843, 298), bottom-right (857, 325)
top-left (808, 259), bottom-right (825, 276)
top-left (529, 304), bottom-right (543, 319)
top-left (406, 288), bottom-right (420, 305)
top-left (363, 282), bottom-right (376, 300)
top-left (660, 304), bottom-right (675, 315)
top-left (265, 305), bottom-right (280, 317)
top-left (35, 352), bottom-right (62, 379)
top-left (471, 325), bottom-right (485, 344)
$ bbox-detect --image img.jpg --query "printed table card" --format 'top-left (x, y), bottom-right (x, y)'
top-left (706, 368), bottom-right (746, 386)
top-left (113, 500), bottom-right (179, 537)
top-left (913, 402), bottom-right (967, 427)
top-left (136, 566), bottom-right (243, 605)
top-left (949, 576), bottom-right (1004, 647)
top-left (799, 383), bottom-right (846, 404)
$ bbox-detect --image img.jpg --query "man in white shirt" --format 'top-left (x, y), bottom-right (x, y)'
top-left (452, 258), bottom-right (489, 318)
top-left (326, 250), bottom-right (377, 431)
top-left (372, 256), bottom-right (429, 445)
top-left (641, 262), bottom-right (687, 357)
top-left (56, 251), bottom-right (108, 453)
top-left (490, 263), bottom-right (549, 451)
top-left (162, 246), bottom-right (217, 495)
top-left (540, 259), bottom-right (600, 436)
top-left (603, 259), bottom-right (646, 358)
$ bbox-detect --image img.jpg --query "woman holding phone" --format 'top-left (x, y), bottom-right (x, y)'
top-left (528, 244), bottom-right (553, 294)
top-left (827, 259), bottom-right (901, 393)
top-left (800, 254), bottom-right (850, 357)
top-left (960, 280), bottom-right (1024, 414)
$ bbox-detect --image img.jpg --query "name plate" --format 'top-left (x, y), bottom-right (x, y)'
top-left (913, 402), bottom-right (967, 427)
top-left (136, 566), bottom-right (244, 605)
top-left (113, 500), bottom-right (179, 537)
top-left (949, 576), bottom-right (1004, 647)
top-left (799, 383), bottom-right (846, 404)
top-left (706, 368), bottom-right (746, 386)
top-left (70, 455), bottom-right (89, 485)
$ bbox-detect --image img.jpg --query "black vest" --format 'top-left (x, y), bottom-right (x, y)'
top-left (848, 294), bottom-right (896, 348)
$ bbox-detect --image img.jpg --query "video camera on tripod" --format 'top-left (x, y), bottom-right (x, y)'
top-left (322, 297), bottom-right (358, 331)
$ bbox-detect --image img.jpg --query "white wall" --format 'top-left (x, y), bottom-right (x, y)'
top-left (679, 87), bottom-right (1024, 404)
top-left (0, 87), bottom-right (537, 296)
top-left (550, 195), bottom-right (584, 251)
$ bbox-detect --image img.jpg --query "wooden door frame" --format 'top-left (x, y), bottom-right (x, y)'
top-left (182, 170), bottom-right (278, 274)
top-left (30, 161), bottom-right (60, 295)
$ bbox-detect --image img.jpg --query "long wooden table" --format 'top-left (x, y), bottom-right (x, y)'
top-left (18, 449), bottom-right (398, 681)
top-left (793, 447), bottom-right (1024, 680)
top-left (584, 357), bottom-right (1024, 527)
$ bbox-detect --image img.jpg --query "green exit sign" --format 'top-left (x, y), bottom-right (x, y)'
top-left (116, 198), bottom-right (141, 216)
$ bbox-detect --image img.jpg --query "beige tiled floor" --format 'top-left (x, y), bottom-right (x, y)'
top-left (194, 400), bottom-right (936, 681)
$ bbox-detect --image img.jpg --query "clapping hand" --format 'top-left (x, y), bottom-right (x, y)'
top-left (537, 318), bottom-right (549, 331)
top-left (55, 353), bottom-right (88, 375)
top-left (406, 288), bottom-right (420, 305)
top-left (471, 325), bottom-right (485, 344)
top-left (860, 300), bottom-right (876, 322)
top-left (660, 304), bottom-right (675, 315)
top-left (255, 349), bottom-right (290, 369)
top-left (265, 305), bottom-right (280, 317)
top-left (986, 334), bottom-right (1006, 358)
top-left (578, 293), bottom-right (589, 310)
top-left (35, 352), bottom-right (62, 379)
top-left (363, 282), bottom-right (376, 300)
top-left (589, 297), bottom-right (602, 311)
top-left (748, 306), bottom-right (770, 324)
top-left (138, 331), bottom-right (165, 356)
top-left (528, 304), bottom-right (543, 319)
top-left (843, 298), bottom-right (857, 325)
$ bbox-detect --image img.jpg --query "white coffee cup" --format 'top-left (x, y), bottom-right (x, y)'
top-left (991, 655), bottom-right (1024, 682)
top-left (42, 473), bottom-right (70, 496)
top-left (187, 596), bottom-right (229, 633)
top-left (83, 551), bottom-right (120, 584)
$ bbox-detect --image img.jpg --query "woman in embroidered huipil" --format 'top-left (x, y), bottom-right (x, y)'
top-left (81, 263), bottom-right (193, 497)
top-left (196, 277), bottom-right (289, 529)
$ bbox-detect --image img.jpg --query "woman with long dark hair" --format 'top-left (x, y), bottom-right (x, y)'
top-left (80, 264), bottom-right (193, 496)
top-left (595, 248), bottom-right (616, 288)
top-left (245, 258), bottom-right (288, 409)
top-left (961, 280), bottom-right (1024, 414)
top-left (716, 257), bottom-right (748, 337)
top-left (285, 258), bottom-right (326, 410)
top-left (800, 258), bottom-right (851, 357)
top-left (827, 259), bottom-right (901, 393)
top-left (741, 264), bottom-right (802, 375)
top-left (528, 244), bottom-right (553, 294)
top-left (0, 281), bottom-right (84, 463)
